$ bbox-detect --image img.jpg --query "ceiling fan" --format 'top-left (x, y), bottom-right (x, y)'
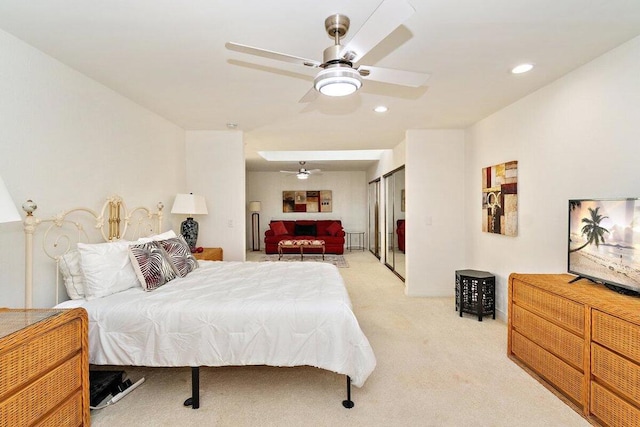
top-left (225, 0), bottom-right (429, 99)
top-left (280, 162), bottom-right (321, 180)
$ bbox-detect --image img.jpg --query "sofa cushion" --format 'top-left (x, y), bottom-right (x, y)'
top-left (270, 221), bottom-right (289, 236)
top-left (326, 221), bottom-right (342, 236)
top-left (294, 223), bottom-right (317, 236)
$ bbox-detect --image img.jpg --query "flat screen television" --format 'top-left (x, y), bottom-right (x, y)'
top-left (568, 198), bottom-right (640, 296)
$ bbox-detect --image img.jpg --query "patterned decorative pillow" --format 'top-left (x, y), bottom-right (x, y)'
top-left (128, 241), bottom-right (177, 291)
top-left (326, 221), bottom-right (342, 236)
top-left (157, 235), bottom-right (199, 277)
top-left (270, 221), bottom-right (289, 236)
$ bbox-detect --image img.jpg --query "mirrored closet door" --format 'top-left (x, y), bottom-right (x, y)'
top-left (368, 179), bottom-right (380, 258)
top-left (384, 166), bottom-right (405, 281)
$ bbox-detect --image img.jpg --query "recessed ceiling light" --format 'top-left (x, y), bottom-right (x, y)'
top-left (511, 63), bottom-right (534, 74)
top-left (374, 105), bottom-right (388, 113)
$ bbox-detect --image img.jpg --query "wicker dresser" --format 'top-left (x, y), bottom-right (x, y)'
top-left (508, 274), bottom-right (640, 427)
top-left (0, 308), bottom-right (90, 426)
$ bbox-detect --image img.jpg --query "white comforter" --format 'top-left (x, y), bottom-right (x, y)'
top-left (56, 261), bottom-right (376, 387)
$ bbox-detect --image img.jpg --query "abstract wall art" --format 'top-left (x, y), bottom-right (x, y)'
top-left (283, 190), bottom-right (332, 213)
top-left (482, 160), bottom-right (518, 236)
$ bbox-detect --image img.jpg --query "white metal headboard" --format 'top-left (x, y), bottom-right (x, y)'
top-left (23, 195), bottom-right (164, 308)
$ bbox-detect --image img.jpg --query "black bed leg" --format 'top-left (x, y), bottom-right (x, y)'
top-left (183, 367), bottom-right (200, 409)
top-left (342, 375), bottom-right (354, 409)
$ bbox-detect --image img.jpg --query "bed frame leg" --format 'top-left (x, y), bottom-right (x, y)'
top-left (342, 375), bottom-right (354, 409)
top-left (183, 367), bottom-right (200, 409)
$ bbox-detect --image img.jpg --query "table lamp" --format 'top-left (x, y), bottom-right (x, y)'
top-left (0, 175), bottom-right (21, 224)
top-left (171, 193), bottom-right (208, 251)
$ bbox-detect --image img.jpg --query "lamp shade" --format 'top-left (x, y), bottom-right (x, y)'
top-left (171, 193), bottom-right (208, 216)
top-left (249, 201), bottom-right (261, 212)
top-left (0, 176), bottom-right (21, 223)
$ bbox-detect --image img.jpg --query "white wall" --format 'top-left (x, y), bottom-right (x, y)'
top-left (465, 35), bottom-right (640, 318)
top-left (246, 171), bottom-right (367, 249)
top-left (185, 131), bottom-right (246, 261)
top-left (0, 29), bottom-right (186, 308)
top-left (405, 130), bottom-right (466, 296)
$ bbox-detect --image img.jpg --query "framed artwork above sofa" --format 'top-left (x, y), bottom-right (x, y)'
top-left (282, 190), bottom-right (332, 212)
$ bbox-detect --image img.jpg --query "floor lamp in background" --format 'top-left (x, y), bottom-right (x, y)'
top-left (249, 201), bottom-right (261, 251)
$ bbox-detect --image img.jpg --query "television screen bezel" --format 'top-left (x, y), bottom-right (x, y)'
top-left (567, 197), bottom-right (640, 294)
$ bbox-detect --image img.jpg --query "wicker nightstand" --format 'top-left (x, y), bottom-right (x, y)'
top-left (192, 247), bottom-right (223, 261)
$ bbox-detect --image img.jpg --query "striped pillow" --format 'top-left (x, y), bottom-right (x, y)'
top-left (157, 235), bottom-right (199, 277)
top-left (128, 241), bottom-right (177, 291)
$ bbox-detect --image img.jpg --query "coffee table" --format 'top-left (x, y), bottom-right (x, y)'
top-left (277, 239), bottom-right (325, 260)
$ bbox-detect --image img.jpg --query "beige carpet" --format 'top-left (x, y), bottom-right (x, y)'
top-left (90, 251), bottom-right (589, 427)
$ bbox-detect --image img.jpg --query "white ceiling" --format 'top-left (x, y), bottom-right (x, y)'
top-left (1, 0), bottom-right (639, 172)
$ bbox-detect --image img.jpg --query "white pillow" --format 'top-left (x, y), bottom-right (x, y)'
top-left (151, 230), bottom-right (177, 241)
top-left (58, 249), bottom-right (85, 300)
top-left (136, 230), bottom-right (177, 244)
top-left (78, 241), bottom-right (141, 300)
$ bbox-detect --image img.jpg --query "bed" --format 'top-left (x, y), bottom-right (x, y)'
top-left (24, 195), bottom-right (376, 409)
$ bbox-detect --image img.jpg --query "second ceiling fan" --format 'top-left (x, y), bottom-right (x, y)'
top-left (226, 0), bottom-right (429, 99)
top-left (280, 162), bottom-right (321, 180)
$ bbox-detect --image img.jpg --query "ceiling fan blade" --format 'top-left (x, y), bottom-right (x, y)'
top-left (298, 87), bottom-right (318, 103)
top-left (279, 170), bottom-right (298, 174)
top-left (340, 0), bottom-right (415, 64)
top-left (308, 169), bottom-right (322, 174)
top-left (226, 42), bottom-right (322, 68)
top-left (358, 65), bottom-right (429, 87)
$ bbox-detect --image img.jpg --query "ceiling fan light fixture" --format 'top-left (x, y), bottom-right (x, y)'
top-left (296, 172), bottom-right (309, 180)
top-left (314, 66), bottom-right (362, 97)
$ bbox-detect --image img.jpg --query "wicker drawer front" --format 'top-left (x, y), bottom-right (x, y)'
top-left (512, 280), bottom-right (584, 335)
top-left (0, 318), bottom-right (82, 399)
top-left (513, 305), bottom-right (584, 370)
top-left (592, 343), bottom-right (640, 407)
top-left (593, 310), bottom-right (640, 364)
top-left (0, 354), bottom-right (82, 426)
top-left (591, 381), bottom-right (640, 427)
top-left (511, 330), bottom-right (583, 405)
top-left (34, 390), bottom-right (83, 427)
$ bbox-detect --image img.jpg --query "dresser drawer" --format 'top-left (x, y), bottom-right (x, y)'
top-left (35, 390), bottom-right (83, 427)
top-left (513, 304), bottom-right (584, 370)
top-left (591, 381), bottom-right (640, 427)
top-left (511, 330), bottom-right (584, 405)
top-left (0, 318), bottom-right (82, 399)
top-left (0, 354), bottom-right (83, 426)
top-left (512, 280), bottom-right (584, 335)
top-left (592, 343), bottom-right (640, 407)
top-left (592, 310), bottom-right (640, 364)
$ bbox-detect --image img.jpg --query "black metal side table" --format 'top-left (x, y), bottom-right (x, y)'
top-left (346, 231), bottom-right (365, 251)
top-left (455, 269), bottom-right (495, 321)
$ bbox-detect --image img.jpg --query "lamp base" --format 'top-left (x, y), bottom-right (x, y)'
top-left (251, 212), bottom-right (260, 251)
top-left (180, 217), bottom-right (199, 251)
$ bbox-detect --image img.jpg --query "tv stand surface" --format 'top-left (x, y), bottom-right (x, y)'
top-left (508, 273), bottom-right (640, 426)
top-left (604, 282), bottom-right (640, 297)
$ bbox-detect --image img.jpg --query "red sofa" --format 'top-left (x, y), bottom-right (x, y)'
top-left (397, 219), bottom-right (405, 252)
top-left (265, 220), bottom-right (345, 255)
